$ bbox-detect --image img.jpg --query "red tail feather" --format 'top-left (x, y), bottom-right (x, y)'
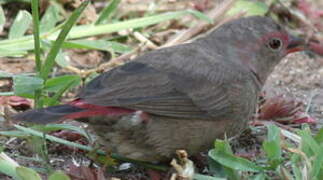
top-left (64, 99), bottom-right (135, 119)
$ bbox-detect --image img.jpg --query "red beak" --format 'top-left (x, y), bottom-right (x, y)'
top-left (286, 35), bottom-right (305, 54)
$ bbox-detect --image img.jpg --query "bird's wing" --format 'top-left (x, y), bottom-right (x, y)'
top-left (79, 61), bottom-right (208, 119)
top-left (79, 44), bottom-right (249, 120)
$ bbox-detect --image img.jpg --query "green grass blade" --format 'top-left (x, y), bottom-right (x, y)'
top-left (0, 10), bottom-right (200, 54)
top-left (186, 9), bottom-right (213, 24)
top-left (62, 39), bottom-right (131, 53)
top-left (13, 125), bottom-right (168, 171)
top-left (31, 0), bottom-right (42, 74)
top-left (0, 5), bottom-right (5, 33)
top-left (33, 124), bottom-right (88, 139)
top-left (95, 0), bottom-right (121, 25)
top-left (31, 0), bottom-right (43, 109)
top-left (41, 1), bottom-right (89, 80)
top-left (66, 10), bottom-right (191, 39)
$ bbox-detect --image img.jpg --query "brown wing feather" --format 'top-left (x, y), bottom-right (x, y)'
top-left (79, 61), bottom-right (208, 119)
top-left (79, 43), bottom-right (252, 120)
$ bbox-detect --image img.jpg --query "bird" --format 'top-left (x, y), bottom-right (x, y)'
top-left (14, 16), bottom-right (305, 162)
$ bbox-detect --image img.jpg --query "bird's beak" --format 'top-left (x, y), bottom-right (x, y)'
top-left (286, 35), bottom-right (306, 54)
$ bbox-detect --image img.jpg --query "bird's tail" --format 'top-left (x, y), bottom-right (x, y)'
top-left (12, 104), bottom-right (85, 124)
top-left (13, 100), bottom-right (136, 124)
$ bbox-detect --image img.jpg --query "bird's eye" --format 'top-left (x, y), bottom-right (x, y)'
top-left (267, 38), bottom-right (282, 51)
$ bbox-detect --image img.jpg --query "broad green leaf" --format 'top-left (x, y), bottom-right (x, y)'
top-left (211, 141), bottom-right (240, 179)
top-left (44, 75), bottom-right (81, 92)
top-left (41, 1), bottom-right (89, 80)
top-left (0, 6), bottom-right (5, 33)
top-left (263, 125), bottom-right (282, 168)
top-left (48, 171), bottom-right (71, 180)
top-left (207, 156), bottom-right (226, 177)
top-left (96, 0), bottom-right (121, 25)
top-left (227, 0), bottom-right (269, 16)
top-left (9, 10), bottom-right (32, 39)
top-left (214, 139), bottom-right (233, 155)
top-left (55, 51), bottom-right (70, 67)
top-left (13, 75), bottom-right (44, 96)
top-left (0, 152), bottom-right (20, 180)
top-left (40, 5), bottom-right (62, 32)
top-left (209, 149), bottom-right (263, 172)
top-left (48, 79), bottom-right (78, 106)
top-left (263, 141), bottom-right (282, 168)
top-left (266, 124), bottom-right (280, 142)
top-left (194, 173), bottom-right (226, 180)
top-left (63, 40), bottom-right (131, 53)
top-left (209, 140), bottom-right (264, 172)
top-left (16, 166), bottom-right (42, 180)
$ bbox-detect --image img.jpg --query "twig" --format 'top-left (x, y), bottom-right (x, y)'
top-left (63, 48), bottom-right (140, 78)
top-left (280, 128), bottom-right (301, 144)
top-left (283, 146), bottom-right (312, 172)
top-left (133, 31), bottom-right (159, 49)
top-left (256, 120), bottom-right (301, 144)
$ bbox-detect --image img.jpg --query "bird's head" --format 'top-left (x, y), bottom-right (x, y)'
top-left (201, 16), bottom-right (305, 84)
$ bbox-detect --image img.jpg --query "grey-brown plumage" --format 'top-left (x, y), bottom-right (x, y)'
top-left (14, 16), bottom-right (305, 162)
